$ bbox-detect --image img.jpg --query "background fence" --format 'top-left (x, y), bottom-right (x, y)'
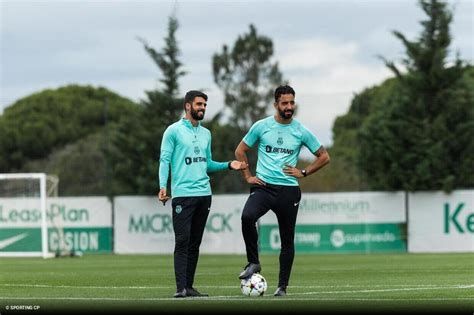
top-left (0, 190), bottom-right (472, 254)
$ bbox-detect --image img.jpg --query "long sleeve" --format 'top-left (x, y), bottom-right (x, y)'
top-left (206, 133), bottom-right (229, 173)
top-left (158, 127), bottom-right (174, 189)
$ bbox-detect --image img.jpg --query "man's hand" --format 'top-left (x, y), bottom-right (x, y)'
top-left (230, 160), bottom-right (248, 170)
top-left (158, 188), bottom-right (170, 205)
top-left (245, 176), bottom-right (266, 186)
top-left (283, 165), bottom-right (304, 178)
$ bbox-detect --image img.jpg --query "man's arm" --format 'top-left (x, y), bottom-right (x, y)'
top-left (158, 129), bottom-right (174, 204)
top-left (206, 134), bottom-right (247, 172)
top-left (283, 146), bottom-right (330, 178)
top-left (207, 159), bottom-right (247, 172)
top-left (235, 141), bottom-right (266, 186)
top-left (158, 157), bottom-right (171, 204)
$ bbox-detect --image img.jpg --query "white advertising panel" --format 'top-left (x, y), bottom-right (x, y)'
top-left (408, 190), bottom-right (474, 253)
top-left (259, 192), bottom-right (406, 224)
top-left (114, 195), bottom-right (248, 254)
top-left (0, 197), bottom-right (112, 253)
top-left (0, 197), bottom-right (111, 227)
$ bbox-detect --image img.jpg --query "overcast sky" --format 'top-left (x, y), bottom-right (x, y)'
top-left (1, 0), bottom-right (472, 153)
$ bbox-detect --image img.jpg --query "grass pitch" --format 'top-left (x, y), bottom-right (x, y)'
top-left (0, 253), bottom-right (472, 314)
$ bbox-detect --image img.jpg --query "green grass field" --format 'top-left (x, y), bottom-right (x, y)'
top-left (0, 253), bottom-right (473, 314)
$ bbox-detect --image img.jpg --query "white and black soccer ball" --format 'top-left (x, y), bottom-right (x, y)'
top-left (240, 273), bottom-right (267, 296)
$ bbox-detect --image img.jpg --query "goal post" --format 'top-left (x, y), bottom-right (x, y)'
top-left (0, 173), bottom-right (58, 258)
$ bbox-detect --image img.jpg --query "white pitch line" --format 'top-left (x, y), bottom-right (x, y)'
top-left (0, 285), bottom-right (473, 302)
top-left (0, 284), bottom-right (171, 290)
top-left (1, 284), bottom-right (473, 290)
top-left (291, 285), bottom-right (474, 296)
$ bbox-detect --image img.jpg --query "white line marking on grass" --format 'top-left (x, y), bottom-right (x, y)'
top-left (0, 284), bottom-right (171, 290)
top-left (281, 284), bottom-right (474, 289)
top-left (2, 284), bottom-right (473, 290)
top-left (1, 284), bottom-right (472, 302)
top-left (292, 285), bottom-right (474, 296)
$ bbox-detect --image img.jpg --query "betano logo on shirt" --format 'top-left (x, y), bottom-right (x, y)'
top-left (184, 156), bottom-right (207, 165)
top-left (265, 145), bottom-right (294, 155)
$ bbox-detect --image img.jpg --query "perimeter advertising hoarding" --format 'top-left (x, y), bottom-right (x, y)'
top-left (0, 197), bottom-right (112, 253)
top-left (408, 190), bottom-right (473, 253)
top-left (259, 192), bottom-right (406, 253)
top-left (114, 195), bottom-right (248, 254)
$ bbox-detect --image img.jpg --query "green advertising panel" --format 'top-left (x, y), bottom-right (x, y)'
top-left (0, 227), bottom-right (112, 253)
top-left (259, 223), bottom-right (406, 253)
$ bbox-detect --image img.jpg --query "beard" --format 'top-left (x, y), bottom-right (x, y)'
top-left (278, 108), bottom-right (294, 120)
top-left (191, 108), bottom-right (205, 120)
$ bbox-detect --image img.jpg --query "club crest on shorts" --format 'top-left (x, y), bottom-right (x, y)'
top-left (194, 146), bottom-right (200, 155)
top-left (277, 137), bottom-right (283, 145)
top-left (175, 205), bottom-right (182, 214)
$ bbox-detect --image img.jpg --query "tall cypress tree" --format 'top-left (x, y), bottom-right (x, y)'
top-left (110, 14), bottom-right (186, 194)
top-left (137, 15), bottom-right (186, 98)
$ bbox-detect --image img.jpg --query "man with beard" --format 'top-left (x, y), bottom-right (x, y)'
top-left (234, 85), bottom-right (330, 296)
top-left (158, 90), bottom-right (247, 298)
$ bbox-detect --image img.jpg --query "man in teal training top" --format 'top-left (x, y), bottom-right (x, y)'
top-left (235, 85), bottom-right (330, 296)
top-left (158, 90), bottom-right (247, 298)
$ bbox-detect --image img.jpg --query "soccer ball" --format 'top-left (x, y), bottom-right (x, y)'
top-left (240, 273), bottom-right (267, 296)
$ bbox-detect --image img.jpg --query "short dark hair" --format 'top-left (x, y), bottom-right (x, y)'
top-left (274, 85), bottom-right (295, 102)
top-left (184, 90), bottom-right (208, 110)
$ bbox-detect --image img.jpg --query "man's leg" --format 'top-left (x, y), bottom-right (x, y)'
top-left (273, 186), bottom-right (301, 290)
top-left (241, 186), bottom-right (273, 264)
top-left (186, 195), bottom-right (211, 290)
top-left (172, 197), bottom-right (195, 293)
top-left (239, 185), bottom-right (275, 278)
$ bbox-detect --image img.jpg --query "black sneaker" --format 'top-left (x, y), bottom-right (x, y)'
top-left (186, 287), bottom-right (208, 297)
top-left (173, 288), bottom-right (187, 298)
top-left (238, 262), bottom-right (261, 279)
top-left (273, 286), bottom-right (287, 296)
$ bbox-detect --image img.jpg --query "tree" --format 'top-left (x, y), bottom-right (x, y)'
top-left (137, 15), bottom-right (186, 98)
top-left (212, 24), bottom-right (285, 129)
top-left (110, 14), bottom-right (186, 195)
top-left (202, 117), bottom-right (250, 193)
top-left (324, 79), bottom-right (399, 192)
top-left (210, 25), bottom-right (286, 191)
top-left (358, 0), bottom-right (473, 191)
top-left (0, 85), bottom-right (137, 173)
top-left (22, 132), bottom-right (109, 196)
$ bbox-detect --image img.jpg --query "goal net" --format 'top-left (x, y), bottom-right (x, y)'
top-left (0, 173), bottom-right (63, 258)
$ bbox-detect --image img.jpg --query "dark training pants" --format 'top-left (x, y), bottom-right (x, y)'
top-left (172, 195), bottom-right (211, 291)
top-left (241, 184), bottom-right (301, 288)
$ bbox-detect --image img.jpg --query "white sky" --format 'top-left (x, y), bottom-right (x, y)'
top-left (1, 0), bottom-right (473, 155)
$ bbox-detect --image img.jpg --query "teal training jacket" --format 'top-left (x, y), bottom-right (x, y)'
top-left (159, 118), bottom-right (228, 198)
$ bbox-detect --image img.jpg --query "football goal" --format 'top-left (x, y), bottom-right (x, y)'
top-left (0, 173), bottom-right (62, 258)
